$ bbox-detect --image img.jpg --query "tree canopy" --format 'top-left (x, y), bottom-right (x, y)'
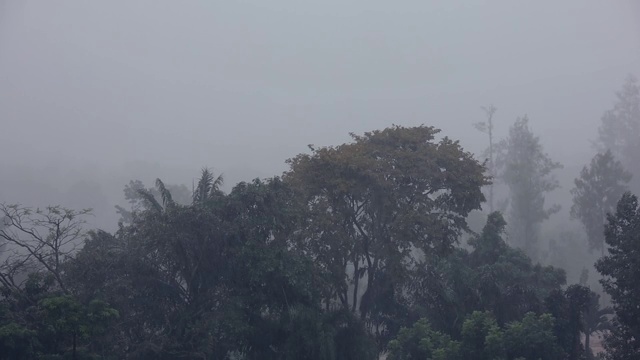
top-left (0, 124), bottom-right (630, 359)
top-left (284, 125), bottom-right (488, 334)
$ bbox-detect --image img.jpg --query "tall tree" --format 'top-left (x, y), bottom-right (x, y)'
top-left (284, 125), bottom-right (488, 332)
top-left (474, 105), bottom-right (498, 213)
top-left (597, 75), bottom-right (640, 193)
top-left (595, 192), bottom-right (640, 358)
top-left (499, 116), bottom-right (562, 260)
top-left (571, 150), bottom-right (631, 255)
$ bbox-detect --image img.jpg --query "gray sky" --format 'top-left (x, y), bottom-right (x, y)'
top-left (1, 1), bottom-right (639, 227)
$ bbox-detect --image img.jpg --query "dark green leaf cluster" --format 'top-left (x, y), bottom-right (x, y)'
top-left (596, 193), bottom-right (640, 358)
top-left (407, 212), bottom-right (612, 359)
top-left (411, 212), bottom-right (566, 334)
top-left (388, 311), bottom-right (564, 360)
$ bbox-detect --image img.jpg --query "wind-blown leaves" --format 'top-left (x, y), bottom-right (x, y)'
top-left (136, 188), bottom-right (163, 214)
top-left (155, 178), bottom-right (175, 208)
top-left (193, 168), bottom-right (224, 204)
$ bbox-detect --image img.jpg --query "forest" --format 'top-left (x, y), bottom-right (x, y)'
top-left (0, 76), bottom-right (639, 360)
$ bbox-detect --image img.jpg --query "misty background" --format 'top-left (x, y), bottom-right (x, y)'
top-left (1, 0), bottom-right (639, 249)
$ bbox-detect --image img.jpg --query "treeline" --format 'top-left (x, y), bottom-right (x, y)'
top-left (0, 77), bottom-right (638, 359)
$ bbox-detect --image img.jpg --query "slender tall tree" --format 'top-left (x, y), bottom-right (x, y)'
top-left (475, 105), bottom-right (497, 213)
top-left (500, 116), bottom-right (562, 260)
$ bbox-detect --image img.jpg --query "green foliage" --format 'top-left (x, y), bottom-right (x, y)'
top-left (595, 192), bottom-right (640, 358)
top-left (389, 311), bottom-right (563, 360)
top-left (0, 278), bottom-right (118, 359)
top-left (387, 318), bottom-right (461, 360)
top-left (64, 173), bottom-right (378, 359)
top-left (285, 125), bottom-right (488, 336)
top-left (411, 212), bottom-right (566, 335)
top-left (35, 295), bottom-right (118, 358)
top-left (2, 124), bottom-right (621, 358)
top-left (503, 312), bottom-right (563, 360)
top-left (0, 322), bottom-right (38, 359)
top-left (460, 311), bottom-right (504, 360)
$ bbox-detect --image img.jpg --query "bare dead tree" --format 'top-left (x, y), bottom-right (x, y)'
top-left (475, 105), bottom-right (497, 212)
top-left (0, 203), bottom-right (91, 294)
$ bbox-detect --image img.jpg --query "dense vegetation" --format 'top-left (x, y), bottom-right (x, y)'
top-left (0, 77), bottom-right (639, 359)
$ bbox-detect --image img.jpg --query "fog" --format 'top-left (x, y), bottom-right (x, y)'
top-left (1, 0), bottom-right (639, 233)
top-left (2, 3), bottom-right (640, 357)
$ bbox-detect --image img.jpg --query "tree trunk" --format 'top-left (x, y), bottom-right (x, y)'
top-left (585, 330), bottom-right (591, 356)
top-left (72, 330), bottom-right (77, 360)
top-left (352, 261), bottom-right (360, 312)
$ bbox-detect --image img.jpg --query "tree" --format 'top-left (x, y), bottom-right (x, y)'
top-left (500, 116), bottom-right (562, 260)
top-left (595, 192), bottom-right (640, 358)
top-left (115, 179), bottom-right (195, 224)
top-left (571, 150), bottom-right (631, 255)
top-left (459, 311), bottom-right (505, 360)
top-left (597, 75), bottom-right (640, 193)
top-left (284, 125), bottom-right (488, 334)
top-left (467, 212), bottom-right (565, 326)
top-left (66, 171), bottom-right (375, 359)
top-left (388, 311), bottom-right (564, 360)
top-left (410, 212), bottom-right (566, 336)
top-left (474, 105), bottom-right (498, 213)
top-left (387, 318), bottom-right (461, 360)
top-left (65, 170), bottom-right (235, 357)
top-left (0, 268), bottom-right (118, 359)
top-left (503, 312), bottom-right (563, 360)
top-left (36, 295), bottom-right (119, 359)
top-left (0, 204), bottom-right (91, 294)
top-left (564, 285), bottom-right (592, 359)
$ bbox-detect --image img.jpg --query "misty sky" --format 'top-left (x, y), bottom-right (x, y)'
top-left (1, 1), bottom-right (639, 227)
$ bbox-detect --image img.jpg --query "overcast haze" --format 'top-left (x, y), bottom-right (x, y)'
top-left (1, 1), bottom-right (639, 229)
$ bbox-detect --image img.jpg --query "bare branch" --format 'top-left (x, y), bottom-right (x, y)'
top-left (0, 203), bottom-right (91, 294)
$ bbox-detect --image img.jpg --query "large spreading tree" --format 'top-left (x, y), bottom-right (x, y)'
top-left (284, 125), bottom-right (488, 334)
